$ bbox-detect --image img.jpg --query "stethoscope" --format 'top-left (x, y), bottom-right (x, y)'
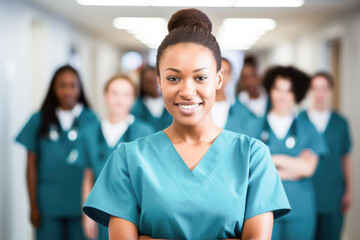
top-left (48, 121), bottom-right (79, 164)
top-left (261, 117), bottom-right (297, 149)
top-left (98, 124), bottom-right (132, 161)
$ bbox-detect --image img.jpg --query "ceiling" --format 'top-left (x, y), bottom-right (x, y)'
top-left (27, 0), bottom-right (360, 51)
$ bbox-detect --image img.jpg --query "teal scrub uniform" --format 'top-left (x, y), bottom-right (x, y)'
top-left (225, 99), bottom-right (265, 138)
top-left (83, 130), bottom-right (291, 239)
top-left (260, 113), bottom-right (327, 240)
top-left (15, 108), bottom-right (98, 240)
top-left (132, 98), bottom-right (172, 131)
top-left (303, 111), bottom-right (352, 240)
top-left (78, 118), bottom-right (154, 240)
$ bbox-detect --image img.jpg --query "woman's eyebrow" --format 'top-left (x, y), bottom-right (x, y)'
top-left (165, 68), bottom-right (180, 73)
top-left (164, 67), bottom-right (209, 73)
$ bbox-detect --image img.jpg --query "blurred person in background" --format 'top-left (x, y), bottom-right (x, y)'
top-left (236, 55), bottom-right (270, 117)
top-left (261, 66), bottom-right (327, 240)
top-left (80, 74), bottom-right (154, 240)
top-left (212, 57), bottom-right (263, 138)
top-left (132, 66), bottom-right (172, 131)
top-left (15, 65), bottom-right (98, 240)
top-left (303, 72), bottom-right (352, 240)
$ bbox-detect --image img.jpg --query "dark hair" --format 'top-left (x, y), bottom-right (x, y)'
top-left (104, 74), bottom-right (137, 97)
top-left (263, 66), bottom-right (310, 103)
top-left (156, 8), bottom-right (221, 76)
top-left (235, 54), bottom-right (260, 94)
top-left (139, 66), bottom-right (156, 97)
top-left (39, 65), bottom-right (90, 136)
top-left (243, 55), bottom-right (258, 68)
top-left (312, 71), bottom-right (334, 88)
top-left (222, 57), bottom-right (232, 73)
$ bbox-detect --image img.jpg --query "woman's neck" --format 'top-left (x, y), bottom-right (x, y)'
top-left (270, 107), bottom-right (293, 117)
top-left (166, 115), bottom-right (222, 144)
top-left (215, 90), bottom-right (227, 102)
top-left (107, 113), bottom-right (128, 124)
top-left (311, 104), bottom-right (330, 112)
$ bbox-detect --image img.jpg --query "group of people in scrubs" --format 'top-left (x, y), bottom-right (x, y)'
top-left (16, 8), bottom-right (352, 240)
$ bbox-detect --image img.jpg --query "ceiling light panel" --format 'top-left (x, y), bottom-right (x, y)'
top-left (217, 18), bottom-right (276, 50)
top-left (113, 17), bottom-right (167, 49)
top-left (78, 0), bottom-right (304, 7)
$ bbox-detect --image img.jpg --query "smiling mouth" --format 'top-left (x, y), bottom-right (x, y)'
top-left (177, 103), bottom-right (200, 110)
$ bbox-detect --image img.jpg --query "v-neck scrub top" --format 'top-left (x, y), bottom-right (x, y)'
top-left (79, 118), bottom-right (155, 179)
top-left (83, 130), bottom-right (291, 239)
top-left (305, 111), bottom-right (352, 213)
top-left (262, 113), bottom-right (327, 220)
top-left (15, 109), bottom-right (98, 216)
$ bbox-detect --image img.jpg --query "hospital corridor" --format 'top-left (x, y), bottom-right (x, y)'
top-left (1, 0), bottom-right (360, 239)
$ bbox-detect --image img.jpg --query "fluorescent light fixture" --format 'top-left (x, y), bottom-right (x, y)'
top-left (78, 0), bottom-right (304, 7)
top-left (113, 17), bottom-right (167, 49)
top-left (151, 0), bottom-right (233, 7)
top-left (217, 18), bottom-right (276, 50)
top-left (77, 0), bottom-right (149, 6)
top-left (233, 0), bottom-right (304, 7)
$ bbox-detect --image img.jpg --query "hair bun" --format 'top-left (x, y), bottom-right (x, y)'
top-left (168, 8), bottom-right (212, 33)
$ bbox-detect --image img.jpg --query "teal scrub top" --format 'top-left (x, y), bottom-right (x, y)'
top-left (225, 99), bottom-right (265, 138)
top-left (131, 98), bottom-right (173, 131)
top-left (79, 118), bottom-right (155, 179)
top-left (83, 130), bottom-right (291, 239)
top-left (261, 112), bottom-right (327, 219)
top-left (15, 108), bottom-right (98, 217)
top-left (304, 111), bottom-right (352, 214)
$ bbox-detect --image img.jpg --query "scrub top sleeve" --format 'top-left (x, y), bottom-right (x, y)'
top-left (342, 119), bottom-right (352, 155)
top-left (83, 144), bottom-right (140, 227)
top-left (245, 140), bottom-right (291, 221)
top-left (15, 113), bottom-right (41, 154)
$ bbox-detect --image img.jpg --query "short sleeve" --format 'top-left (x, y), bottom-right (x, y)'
top-left (245, 140), bottom-right (291, 220)
top-left (15, 112), bottom-right (41, 154)
top-left (342, 119), bottom-right (352, 155)
top-left (83, 144), bottom-right (140, 227)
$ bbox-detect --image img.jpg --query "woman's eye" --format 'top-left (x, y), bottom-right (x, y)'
top-left (196, 75), bottom-right (208, 81)
top-left (167, 76), bottom-right (179, 82)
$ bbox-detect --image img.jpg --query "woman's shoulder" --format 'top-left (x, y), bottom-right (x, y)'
top-left (221, 130), bottom-right (267, 151)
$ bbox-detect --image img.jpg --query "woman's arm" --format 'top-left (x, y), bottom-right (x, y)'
top-left (109, 215), bottom-right (139, 240)
top-left (272, 149), bottom-right (318, 180)
top-left (82, 168), bottom-right (98, 239)
top-left (27, 151), bottom-right (40, 228)
top-left (240, 212), bottom-right (274, 240)
top-left (341, 154), bottom-right (352, 213)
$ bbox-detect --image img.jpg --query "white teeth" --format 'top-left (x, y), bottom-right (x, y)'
top-left (178, 104), bottom-right (199, 110)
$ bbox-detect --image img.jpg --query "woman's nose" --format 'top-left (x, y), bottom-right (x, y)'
top-left (179, 79), bottom-right (196, 99)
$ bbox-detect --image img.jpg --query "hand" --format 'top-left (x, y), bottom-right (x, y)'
top-left (341, 191), bottom-right (352, 213)
top-left (82, 215), bottom-right (98, 239)
top-left (30, 206), bottom-right (41, 229)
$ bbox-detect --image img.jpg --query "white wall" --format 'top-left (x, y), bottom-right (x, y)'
top-left (254, 9), bottom-right (360, 239)
top-left (0, 0), bottom-right (122, 239)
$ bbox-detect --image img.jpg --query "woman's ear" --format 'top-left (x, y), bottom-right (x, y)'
top-left (216, 69), bottom-right (224, 90)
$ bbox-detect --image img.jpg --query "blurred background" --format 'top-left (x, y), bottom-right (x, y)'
top-left (1, 0), bottom-right (359, 239)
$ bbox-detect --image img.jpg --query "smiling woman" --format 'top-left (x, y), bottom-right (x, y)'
top-left (83, 8), bottom-right (291, 240)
